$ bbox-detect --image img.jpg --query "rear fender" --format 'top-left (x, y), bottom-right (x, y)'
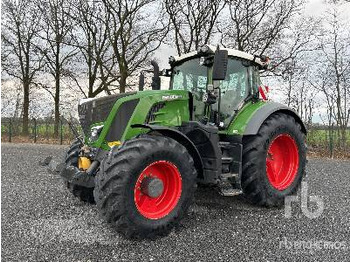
top-left (244, 102), bottom-right (307, 135)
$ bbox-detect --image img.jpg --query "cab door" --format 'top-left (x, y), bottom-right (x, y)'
top-left (215, 58), bottom-right (256, 127)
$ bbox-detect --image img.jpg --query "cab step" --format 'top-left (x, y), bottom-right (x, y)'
top-left (220, 173), bottom-right (238, 179)
top-left (219, 188), bottom-right (243, 197)
top-left (218, 173), bottom-right (242, 197)
top-left (221, 157), bottom-right (233, 165)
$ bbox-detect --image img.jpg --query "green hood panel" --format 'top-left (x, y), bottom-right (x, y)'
top-left (90, 90), bottom-right (190, 150)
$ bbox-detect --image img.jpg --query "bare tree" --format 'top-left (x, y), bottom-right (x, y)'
top-left (318, 7), bottom-right (350, 148)
top-left (304, 3), bottom-right (350, 155)
top-left (1, 0), bottom-right (45, 135)
top-left (308, 66), bottom-right (338, 157)
top-left (1, 81), bottom-right (23, 118)
top-left (69, 0), bottom-right (119, 98)
top-left (164, 0), bottom-right (225, 55)
top-left (280, 58), bottom-right (316, 125)
top-left (219, 0), bottom-right (316, 74)
top-left (35, 0), bottom-right (78, 136)
top-left (102, 0), bottom-right (168, 93)
top-left (220, 0), bottom-right (300, 52)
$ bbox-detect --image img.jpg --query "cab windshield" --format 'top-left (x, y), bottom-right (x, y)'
top-left (170, 58), bottom-right (208, 98)
top-left (170, 58), bottom-right (208, 120)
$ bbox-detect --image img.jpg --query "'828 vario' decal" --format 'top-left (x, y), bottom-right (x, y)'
top-left (161, 95), bottom-right (183, 101)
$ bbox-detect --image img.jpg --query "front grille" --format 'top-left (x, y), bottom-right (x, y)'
top-left (106, 99), bottom-right (139, 141)
top-left (78, 93), bottom-right (134, 135)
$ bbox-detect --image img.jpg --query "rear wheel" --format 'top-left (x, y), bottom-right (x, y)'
top-left (94, 135), bottom-right (197, 238)
top-left (65, 139), bottom-right (95, 204)
top-left (242, 113), bottom-right (306, 207)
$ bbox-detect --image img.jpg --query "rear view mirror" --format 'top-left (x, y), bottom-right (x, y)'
top-left (212, 49), bottom-right (228, 81)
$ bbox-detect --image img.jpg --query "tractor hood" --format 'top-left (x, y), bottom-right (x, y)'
top-left (79, 90), bottom-right (191, 150)
top-left (78, 92), bottom-right (135, 135)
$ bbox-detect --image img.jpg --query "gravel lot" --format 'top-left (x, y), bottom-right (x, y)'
top-left (1, 143), bottom-right (349, 261)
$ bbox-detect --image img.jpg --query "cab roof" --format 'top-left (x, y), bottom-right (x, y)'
top-left (170, 45), bottom-right (269, 68)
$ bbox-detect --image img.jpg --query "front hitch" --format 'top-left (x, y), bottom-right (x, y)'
top-left (60, 166), bottom-right (95, 188)
top-left (59, 160), bottom-right (99, 188)
top-left (41, 156), bottom-right (66, 175)
top-left (42, 156), bottom-right (99, 188)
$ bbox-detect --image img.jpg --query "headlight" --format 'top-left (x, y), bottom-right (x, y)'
top-left (90, 125), bottom-right (104, 142)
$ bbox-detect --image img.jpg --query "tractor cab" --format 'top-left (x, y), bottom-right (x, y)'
top-left (168, 45), bottom-right (269, 128)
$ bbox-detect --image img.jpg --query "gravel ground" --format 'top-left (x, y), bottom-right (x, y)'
top-left (1, 143), bottom-right (349, 261)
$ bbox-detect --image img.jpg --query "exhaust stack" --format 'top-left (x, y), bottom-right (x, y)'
top-left (138, 72), bottom-right (145, 91)
top-left (151, 60), bottom-right (160, 90)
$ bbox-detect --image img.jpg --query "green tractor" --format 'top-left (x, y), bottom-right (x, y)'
top-left (57, 45), bottom-right (306, 238)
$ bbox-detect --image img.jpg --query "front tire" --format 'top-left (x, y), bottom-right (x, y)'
top-left (94, 135), bottom-right (197, 238)
top-left (241, 113), bottom-right (306, 207)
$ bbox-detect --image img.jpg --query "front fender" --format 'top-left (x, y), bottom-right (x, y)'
top-left (131, 124), bottom-right (204, 177)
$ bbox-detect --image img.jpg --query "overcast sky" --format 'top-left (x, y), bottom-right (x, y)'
top-left (2, 0), bottom-right (349, 122)
top-left (153, 0), bottom-right (350, 124)
top-left (155, 0), bottom-right (350, 68)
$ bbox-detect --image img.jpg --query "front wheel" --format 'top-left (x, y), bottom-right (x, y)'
top-left (241, 113), bottom-right (307, 207)
top-left (94, 135), bottom-right (197, 238)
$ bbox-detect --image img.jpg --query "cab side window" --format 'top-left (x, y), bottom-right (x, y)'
top-left (218, 59), bottom-right (251, 126)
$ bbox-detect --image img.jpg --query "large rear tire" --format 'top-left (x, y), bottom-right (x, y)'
top-left (241, 113), bottom-right (306, 207)
top-left (94, 135), bottom-right (197, 238)
top-left (65, 139), bottom-right (95, 204)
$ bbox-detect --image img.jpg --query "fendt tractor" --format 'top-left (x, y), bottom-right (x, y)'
top-left (49, 45), bottom-right (307, 238)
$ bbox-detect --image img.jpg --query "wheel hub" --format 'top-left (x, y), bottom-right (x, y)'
top-left (140, 176), bottom-right (164, 198)
top-left (134, 160), bottom-right (182, 220)
top-left (266, 133), bottom-right (299, 191)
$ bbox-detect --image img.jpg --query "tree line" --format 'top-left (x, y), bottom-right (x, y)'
top-left (1, 0), bottom-right (349, 154)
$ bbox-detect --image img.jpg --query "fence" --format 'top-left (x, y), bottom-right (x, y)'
top-left (1, 117), bottom-right (81, 145)
top-left (303, 125), bottom-right (350, 158)
top-left (1, 117), bottom-right (349, 157)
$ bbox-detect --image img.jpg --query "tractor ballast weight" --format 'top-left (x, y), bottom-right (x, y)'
top-left (49, 45), bottom-right (307, 238)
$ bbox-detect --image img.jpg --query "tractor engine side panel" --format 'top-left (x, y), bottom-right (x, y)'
top-left (121, 91), bottom-right (191, 141)
top-left (89, 90), bottom-right (190, 150)
top-left (105, 99), bottom-right (139, 142)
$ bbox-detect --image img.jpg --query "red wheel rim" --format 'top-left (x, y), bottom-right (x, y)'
top-left (266, 134), bottom-right (299, 191)
top-left (134, 160), bottom-right (182, 219)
